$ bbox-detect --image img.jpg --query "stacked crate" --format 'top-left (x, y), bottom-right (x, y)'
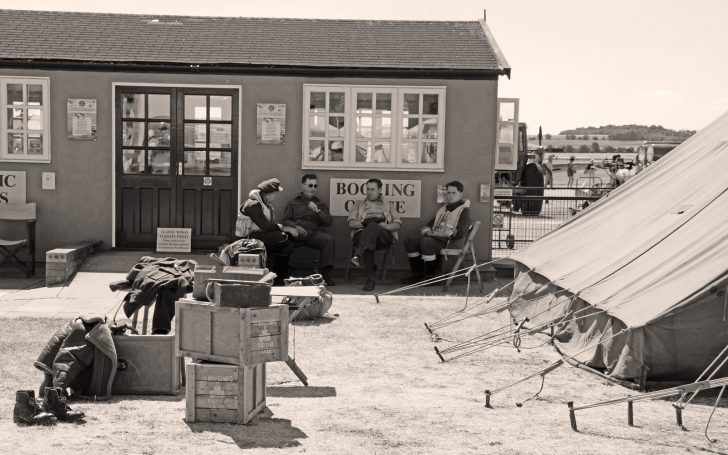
top-left (176, 272), bottom-right (287, 425)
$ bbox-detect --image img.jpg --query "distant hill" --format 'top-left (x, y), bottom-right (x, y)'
top-left (558, 125), bottom-right (695, 141)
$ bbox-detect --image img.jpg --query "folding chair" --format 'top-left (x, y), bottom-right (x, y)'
top-left (440, 221), bottom-right (484, 292)
top-left (0, 203), bottom-right (36, 277)
top-left (344, 241), bottom-right (395, 281)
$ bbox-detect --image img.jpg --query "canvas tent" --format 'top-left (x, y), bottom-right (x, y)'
top-left (508, 111), bottom-right (728, 383)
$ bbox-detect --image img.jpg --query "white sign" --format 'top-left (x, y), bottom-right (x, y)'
top-left (329, 178), bottom-right (421, 218)
top-left (156, 228), bottom-right (191, 253)
top-left (67, 99), bottom-right (97, 140)
top-left (0, 170), bottom-right (26, 204)
top-left (493, 188), bottom-right (513, 198)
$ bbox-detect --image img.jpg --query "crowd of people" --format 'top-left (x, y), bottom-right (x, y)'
top-left (235, 175), bottom-right (471, 291)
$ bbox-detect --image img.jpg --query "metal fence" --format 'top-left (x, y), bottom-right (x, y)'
top-left (491, 185), bottom-right (614, 259)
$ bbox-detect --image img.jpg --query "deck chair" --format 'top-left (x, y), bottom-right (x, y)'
top-left (0, 203), bottom-right (36, 277)
top-left (440, 221), bottom-right (483, 292)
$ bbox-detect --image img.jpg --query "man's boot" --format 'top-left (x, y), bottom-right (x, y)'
top-left (43, 387), bottom-right (85, 422)
top-left (400, 256), bottom-right (425, 284)
top-left (321, 267), bottom-right (336, 287)
top-left (13, 390), bottom-right (56, 425)
top-left (422, 260), bottom-right (440, 285)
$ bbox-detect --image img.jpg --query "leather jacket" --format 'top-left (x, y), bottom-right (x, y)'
top-left (121, 256), bottom-right (196, 317)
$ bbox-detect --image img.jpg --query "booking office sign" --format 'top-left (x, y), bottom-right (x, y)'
top-left (329, 178), bottom-right (421, 218)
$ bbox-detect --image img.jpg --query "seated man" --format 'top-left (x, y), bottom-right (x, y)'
top-left (347, 178), bottom-right (401, 291)
top-left (401, 180), bottom-right (471, 284)
top-left (281, 174), bottom-right (336, 286)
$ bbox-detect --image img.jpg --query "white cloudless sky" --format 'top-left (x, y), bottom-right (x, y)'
top-left (11, 0), bottom-right (728, 134)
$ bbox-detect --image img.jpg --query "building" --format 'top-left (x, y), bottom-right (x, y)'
top-left (0, 9), bottom-right (511, 269)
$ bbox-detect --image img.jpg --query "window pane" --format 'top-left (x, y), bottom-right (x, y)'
top-left (148, 122), bottom-right (170, 147)
top-left (27, 109), bottom-right (43, 130)
top-left (403, 93), bottom-right (419, 115)
top-left (375, 93), bottom-right (392, 113)
top-left (7, 108), bottom-right (23, 129)
top-left (373, 142), bottom-right (391, 163)
top-left (329, 92), bottom-right (345, 114)
top-left (185, 95), bottom-right (207, 120)
top-left (423, 94), bottom-right (438, 115)
top-left (7, 84), bottom-right (23, 105)
top-left (309, 114), bottom-right (326, 137)
top-left (7, 133), bottom-right (24, 154)
top-left (209, 124), bottom-right (232, 148)
top-left (147, 94), bottom-right (170, 119)
top-left (374, 117), bottom-right (391, 138)
top-left (328, 116), bottom-right (345, 137)
top-left (123, 121), bottom-right (145, 146)
top-left (27, 85), bottom-right (43, 106)
top-left (184, 150), bottom-right (206, 175)
top-left (210, 96), bottom-right (232, 121)
top-left (309, 92), bottom-right (326, 113)
top-left (149, 150), bottom-right (170, 175)
top-left (356, 116), bottom-right (372, 138)
top-left (27, 134), bottom-right (42, 154)
top-left (328, 141), bottom-right (344, 161)
top-left (122, 149), bottom-right (145, 174)
top-left (355, 142), bottom-right (370, 162)
top-left (402, 117), bottom-right (420, 139)
top-left (499, 101), bottom-right (516, 122)
top-left (421, 142), bottom-right (438, 163)
top-left (184, 123), bottom-right (206, 148)
top-left (209, 151), bottom-right (231, 176)
top-left (356, 93), bottom-right (372, 113)
top-left (422, 120), bottom-right (438, 139)
top-left (308, 140), bottom-right (325, 161)
top-left (122, 94), bottom-right (145, 118)
top-left (401, 141), bottom-right (418, 164)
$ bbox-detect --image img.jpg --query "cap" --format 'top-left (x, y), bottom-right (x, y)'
top-left (257, 178), bottom-right (284, 193)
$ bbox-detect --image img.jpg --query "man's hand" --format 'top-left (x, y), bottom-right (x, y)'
top-left (349, 220), bottom-right (364, 229)
top-left (422, 228), bottom-right (433, 237)
top-left (307, 201), bottom-right (320, 213)
top-left (295, 226), bottom-right (310, 239)
top-left (282, 226), bottom-right (299, 238)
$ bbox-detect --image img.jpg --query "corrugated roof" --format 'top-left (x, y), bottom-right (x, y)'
top-left (0, 9), bottom-right (509, 76)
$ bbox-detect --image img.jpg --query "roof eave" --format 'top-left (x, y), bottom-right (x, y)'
top-left (479, 19), bottom-right (511, 79)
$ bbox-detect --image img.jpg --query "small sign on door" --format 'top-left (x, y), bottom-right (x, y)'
top-left (203, 177), bottom-right (212, 186)
top-left (157, 228), bottom-right (192, 253)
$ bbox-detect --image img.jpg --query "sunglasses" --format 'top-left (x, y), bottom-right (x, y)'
top-left (306, 184), bottom-right (318, 188)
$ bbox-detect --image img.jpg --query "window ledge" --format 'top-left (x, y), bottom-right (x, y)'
top-left (302, 164), bottom-right (445, 173)
top-left (0, 157), bottom-right (51, 164)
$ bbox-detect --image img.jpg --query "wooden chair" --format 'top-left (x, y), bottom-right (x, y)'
top-left (344, 241), bottom-right (395, 281)
top-left (440, 221), bottom-right (483, 292)
top-left (0, 203), bottom-right (36, 277)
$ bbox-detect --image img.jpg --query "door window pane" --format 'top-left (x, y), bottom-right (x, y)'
top-left (148, 122), bottom-right (170, 147)
top-left (27, 109), bottom-right (43, 130)
top-left (308, 140), bottom-right (324, 161)
top-left (122, 122), bottom-right (145, 146)
top-left (7, 108), bottom-right (23, 129)
top-left (149, 150), bottom-right (170, 175)
top-left (423, 94), bottom-right (438, 115)
top-left (309, 92), bottom-right (326, 113)
top-left (209, 124), bottom-right (232, 148)
top-left (329, 92), bottom-right (345, 114)
top-left (184, 150), bottom-right (206, 175)
top-left (184, 123), bottom-right (206, 148)
top-left (210, 96), bottom-right (232, 121)
top-left (27, 134), bottom-right (43, 154)
top-left (403, 93), bottom-right (419, 115)
top-left (209, 151), bottom-right (231, 176)
top-left (122, 149), bottom-right (145, 174)
top-left (185, 95), bottom-right (207, 120)
top-left (356, 93), bottom-right (372, 113)
top-left (122, 94), bottom-right (145, 118)
top-left (147, 94), bottom-right (170, 119)
top-left (7, 84), bottom-right (23, 105)
top-left (328, 141), bottom-right (344, 161)
top-left (8, 133), bottom-right (23, 154)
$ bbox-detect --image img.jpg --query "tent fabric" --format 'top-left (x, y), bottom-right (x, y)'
top-left (508, 111), bottom-right (728, 381)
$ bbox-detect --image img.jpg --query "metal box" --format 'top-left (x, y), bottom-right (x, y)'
top-left (175, 299), bottom-right (288, 366)
top-left (185, 360), bottom-right (266, 425)
top-left (112, 333), bottom-right (181, 395)
top-left (192, 265), bottom-right (269, 300)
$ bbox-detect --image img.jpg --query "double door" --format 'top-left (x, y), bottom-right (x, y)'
top-left (115, 86), bottom-right (238, 249)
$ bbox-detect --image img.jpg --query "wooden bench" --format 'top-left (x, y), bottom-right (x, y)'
top-left (440, 221), bottom-right (484, 292)
top-left (0, 202), bottom-right (36, 277)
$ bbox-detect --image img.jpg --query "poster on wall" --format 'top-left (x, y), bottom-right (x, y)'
top-left (67, 99), bottom-right (97, 140)
top-left (0, 170), bottom-right (26, 204)
top-left (329, 178), bottom-right (421, 218)
top-left (256, 103), bottom-right (286, 144)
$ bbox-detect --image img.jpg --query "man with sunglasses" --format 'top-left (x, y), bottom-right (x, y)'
top-left (281, 174), bottom-right (336, 286)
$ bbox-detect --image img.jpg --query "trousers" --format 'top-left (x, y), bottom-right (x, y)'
top-left (353, 223), bottom-right (394, 280)
top-left (404, 235), bottom-right (448, 261)
top-left (293, 231), bottom-right (335, 269)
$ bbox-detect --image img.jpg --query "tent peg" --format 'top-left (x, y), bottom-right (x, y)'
top-left (485, 390), bottom-right (492, 408)
top-left (627, 401), bottom-right (634, 426)
top-left (568, 402), bottom-right (578, 431)
top-left (374, 293), bottom-right (380, 303)
top-left (424, 322), bottom-right (433, 334)
top-left (434, 346), bottom-right (445, 362)
top-left (673, 405), bottom-right (685, 429)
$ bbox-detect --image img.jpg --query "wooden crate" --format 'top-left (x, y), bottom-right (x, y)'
top-left (185, 361), bottom-right (266, 425)
top-left (175, 300), bottom-right (288, 366)
top-left (192, 265), bottom-right (269, 300)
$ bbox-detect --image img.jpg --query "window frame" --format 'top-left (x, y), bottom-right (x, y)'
top-left (302, 84), bottom-right (446, 172)
top-left (0, 76), bottom-right (51, 163)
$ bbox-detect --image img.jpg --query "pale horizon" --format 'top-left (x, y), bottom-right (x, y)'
top-left (9, 0), bottom-right (728, 135)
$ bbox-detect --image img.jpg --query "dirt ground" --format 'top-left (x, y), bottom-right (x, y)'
top-left (2, 293), bottom-right (728, 454)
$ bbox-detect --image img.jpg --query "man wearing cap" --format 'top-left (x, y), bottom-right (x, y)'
top-left (236, 178), bottom-right (297, 284)
top-left (347, 178), bottom-right (401, 291)
top-left (281, 174), bottom-right (336, 286)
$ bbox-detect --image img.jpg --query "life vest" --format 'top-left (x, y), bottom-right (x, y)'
top-left (431, 199), bottom-right (470, 238)
top-left (236, 189), bottom-right (274, 238)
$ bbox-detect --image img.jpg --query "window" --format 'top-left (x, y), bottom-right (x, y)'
top-left (0, 77), bottom-right (51, 162)
top-left (302, 85), bottom-right (445, 171)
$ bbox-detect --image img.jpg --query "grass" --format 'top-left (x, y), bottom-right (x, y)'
top-left (2, 296), bottom-right (728, 454)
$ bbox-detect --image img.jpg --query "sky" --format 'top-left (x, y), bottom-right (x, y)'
top-left (9, 0), bottom-right (728, 134)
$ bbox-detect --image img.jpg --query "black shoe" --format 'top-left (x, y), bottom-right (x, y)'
top-left (13, 390), bottom-right (56, 425)
top-left (400, 274), bottom-right (424, 285)
top-left (321, 268), bottom-right (336, 287)
top-left (362, 280), bottom-right (375, 292)
top-left (350, 256), bottom-right (361, 268)
top-left (43, 387), bottom-right (85, 422)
